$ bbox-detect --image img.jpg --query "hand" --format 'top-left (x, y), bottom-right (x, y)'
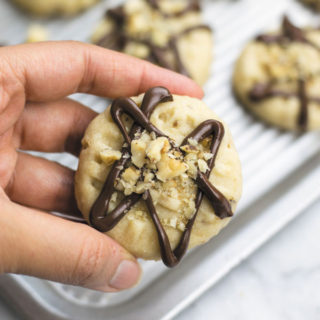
top-left (0, 41), bottom-right (202, 292)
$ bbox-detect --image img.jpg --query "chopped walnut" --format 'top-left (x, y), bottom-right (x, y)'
top-left (156, 153), bottom-right (188, 181)
top-left (122, 166), bottom-right (140, 185)
top-left (146, 137), bottom-right (170, 163)
top-left (108, 122), bottom-right (213, 224)
top-left (135, 181), bottom-right (152, 194)
top-left (140, 131), bottom-right (152, 143)
top-left (123, 183), bottom-right (135, 196)
top-left (143, 170), bottom-right (155, 183)
top-left (150, 132), bottom-right (157, 140)
top-left (115, 180), bottom-right (124, 192)
top-left (110, 192), bottom-right (118, 203)
top-left (184, 153), bottom-right (198, 179)
top-left (180, 144), bottom-right (199, 154)
top-left (203, 152), bottom-right (214, 161)
top-left (162, 179), bottom-right (177, 190)
top-left (177, 222), bottom-right (186, 232)
top-left (131, 139), bottom-right (147, 168)
top-left (100, 148), bottom-right (122, 166)
top-left (198, 159), bottom-right (209, 173)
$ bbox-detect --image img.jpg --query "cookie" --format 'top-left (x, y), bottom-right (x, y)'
top-left (233, 16), bottom-right (320, 131)
top-left (91, 0), bottom-right (213, 86)
top-left (11, 0), bottom-right (99, 16)
top-left (26, 25), bottom-right (49, 43)
top-left (75, 87), bottom-right (242, 267)
top-left (300, 0), bottom-right (320, 11)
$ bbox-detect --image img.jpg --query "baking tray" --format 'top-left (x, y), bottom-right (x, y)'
top-left (1, 0), bottom-right (320, 319)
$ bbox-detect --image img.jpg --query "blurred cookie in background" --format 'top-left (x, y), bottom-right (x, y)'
top-left (233, 16), bottom-right (320, 131)
top-left (92, 0), bottom-right (213, 86)
top-left (11, 0), bottom-right (100, 16)
top-left (26, 25), bottom-right (49, 43)
top-left (299, 0), bottom-right (320, 11)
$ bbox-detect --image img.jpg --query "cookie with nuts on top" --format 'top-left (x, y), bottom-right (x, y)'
top-left (75, 87), bottom-right (242, 267)
top-left (91, 0), bottom-right (213, 86)
top-left (11, 0), bottom-right (100, 16)
top-left (233, 16), bottom-right (320, 131)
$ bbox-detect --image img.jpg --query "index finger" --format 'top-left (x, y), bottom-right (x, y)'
top-left (0, 41), bottom-right (203, 102)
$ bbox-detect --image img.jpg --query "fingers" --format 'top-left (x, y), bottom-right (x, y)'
top-left (0, 198), bottom-right (141, 291)
top-left (16, 98), bottom-right (97, 156)
top-left (0, 42), bottom-right (203, 102)
top-left (0, 131), bottom-right (18, 189)
top-left (7, 152), bottom-right (77, 215)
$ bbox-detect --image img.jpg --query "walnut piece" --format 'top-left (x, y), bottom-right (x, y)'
top-left (131, 139), bottom-right (147, 168)
top-left (122, 166), bottom-right (140, 185)
top-left (146, 137), bottom-right (170, 163)
top-left (156, 153), bottom-right (188, 181)
top-left (198, 159), bottom-right (209, 173)
top-left (100, 148), bottom-right (122, 166)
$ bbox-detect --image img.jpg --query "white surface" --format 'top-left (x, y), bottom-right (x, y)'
top-left (176, 197), bottom-right (320, 320)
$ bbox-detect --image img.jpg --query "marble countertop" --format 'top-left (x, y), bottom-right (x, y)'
top-left (1, 198), bottom-right (320, 320)
top-left (176, 198), bottom-right (320, 320)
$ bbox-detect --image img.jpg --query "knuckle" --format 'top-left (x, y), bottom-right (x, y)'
top-left (71, 232), bottom-right (108, 286)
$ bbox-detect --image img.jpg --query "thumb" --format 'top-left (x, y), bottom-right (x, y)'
top-left (0, 198), bottom-right (141, 292)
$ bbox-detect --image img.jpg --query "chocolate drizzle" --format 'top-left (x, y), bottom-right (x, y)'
top-left (95, 0), bottom-right (211, 78)
top-left (256, 16), bottom-right (320, 50)
top-left (90, 87), bottom-right (232, 267)
top-left (250, 16), bottom-right (320, 130)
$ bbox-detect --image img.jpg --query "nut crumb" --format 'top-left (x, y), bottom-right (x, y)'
top-left (198, 159), bottom-right (209, 173)
top-left (150, 132), bottom-right (157, 140)
top-left (146, 137), bottom-right (169, 163)
top-left (203, 152), bottom-right (214, 161)
top-left (178, 222), bottom-right (186, 231)
top-left (181, 144), bottom-right (198, 154)
top-left (100, 148), bottom-right (122, 166)
top-left (157, 154), bottom-right (188, 181)
top-left (131, 139), bottom-right (147, 168)
top-left (122, 166), bottom-right (140, 185)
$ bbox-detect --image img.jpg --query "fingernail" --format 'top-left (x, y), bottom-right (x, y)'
top-left (109, 260), bottom-right (141, 290)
